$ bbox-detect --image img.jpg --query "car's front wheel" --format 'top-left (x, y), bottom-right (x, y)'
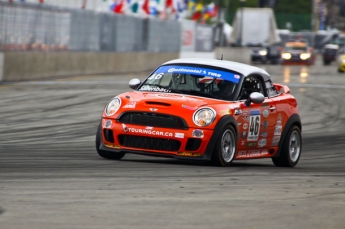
top-left (272, 125), bottom-right (301, 167)
top-left (95, 123), bottom-right (125, 160)
top-left (211, 125), bottom-right (237, 166)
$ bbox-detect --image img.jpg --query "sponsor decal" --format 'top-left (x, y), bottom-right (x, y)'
top-left (237, 150), bottom-right (247, 157)
top-left (274, 125), bottom-right (282, 136)
top-left (247, 110), bottom-right (261, 141)
top-left (271, 140), bottom-right (279, 146)
top-left (242, 110), bottom-right (250, 122)
top-left (242, 132), bottom-right (247, 139)
top-left (122, 125), bottom-right (173, 137)
top-left (175, 133), bottom-right (184, 138)
top-left (150, 108), bottom-right (158, 112)
top-left (192, 129), bottom-right (204, 138)
top-left (139, 85), bottom-right (171, 93)
top-left (145, 126), bottom-right (153, 130)
top-left (237, 150), bottom-right (262, 158)
top-left (271, 136), bottom-right (281, 146)
top-left (177, 152), bottom-right (201, 157)
top-left (157, 94), bottom-right (182, 98)
top-left (260, 132), bottom-right (268, 138)
top-left (234, 109), bottom-right (242, 115)
top-left (122, 123), bottom-right (129, 132)
top-left (261, 149), bottom-right (269, 155)
top-left (272, 136), bottom-right (281, 141)
top-left (123, 102), bottom-right (136, 108)
top-left (182, 104), bottom-right (197, 110)
top-left (258, 138), bottom-right (267, 148)
top-left (220, 109), bottom-right (230, 115)
top-left (277, 113), bottom-right (282, 125)
top-left (263, 109), bottom-right (269, 118)
top-left (241, 141), bottom-right (245, 146)
top-left (261, 102), bottom-right (269, 107)
top-left (238, 122), bottom-right (242, 126)
top-left (154, 65), bottom-right (241, 84)
top-left (246, 142), bottom-right (257, 148)
top-left (243, 123), bottom-right (248, 130)
top-left (104, 120), bottom-right (112, 128)
top-left (262, 120), bottom-right (268, 129)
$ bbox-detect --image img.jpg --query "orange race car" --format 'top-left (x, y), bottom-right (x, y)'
top-left (96, 58), bottom-right (302, 167)
top-left (281, 40), bottom-right (315, 65)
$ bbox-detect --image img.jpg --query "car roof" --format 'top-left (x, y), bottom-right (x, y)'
top-left (162, 58), bottom-right (271, 81)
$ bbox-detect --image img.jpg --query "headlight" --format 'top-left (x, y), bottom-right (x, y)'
top-left (259, 49), bottom-right (267, 56)
top-left (300, 53), bottom-right (311, 60)
top-left (105, 97), bottom-right (121, 116)
top-left (193, 108), bottom-right (216, 127)
top-left (342, 59), bottom-right (345, 63)
top-left (281, 53), bottom-right (291, 59)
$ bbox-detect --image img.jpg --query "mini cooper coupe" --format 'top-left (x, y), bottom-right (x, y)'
top-left (96, 58), bottom-right (302, 167)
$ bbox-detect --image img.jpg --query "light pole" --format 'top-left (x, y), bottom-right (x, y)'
top-left (238, 0), bottom-right (246, 46)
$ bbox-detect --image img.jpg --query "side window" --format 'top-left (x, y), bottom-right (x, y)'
top-left (239, 75), bottom-right (264, 100)
top-left (265, 80), bottom-right (279, 97)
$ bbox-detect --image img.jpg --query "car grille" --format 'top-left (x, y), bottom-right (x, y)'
top-left (118, 112), bottom-right (188, 129)
top-left (291, 54), bottom-right (302, 61)
top-left (118, 135), bottom-right (181, 151)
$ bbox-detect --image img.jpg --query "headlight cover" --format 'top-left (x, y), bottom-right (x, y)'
top-left (193, 108), bottom-right (216, 127)
top-left (300, 53), bottom-right (311, 60)
top-left (282, 53), bottom-right (292, 59)
top-left (105, 97), bottom-right (121, 116)
top-left (259, 49), bottom-right (267, 56)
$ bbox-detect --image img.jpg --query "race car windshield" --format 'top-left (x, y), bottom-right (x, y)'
top-left (137, 65), bottom-right (242, 101)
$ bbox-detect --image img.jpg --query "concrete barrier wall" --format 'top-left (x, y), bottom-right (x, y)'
top-left (215, 47), bottom-right (252, 64)
top-left (1, 52), bottom-right (179, 82)
top-left (0, 48), bottom-right (252, 82)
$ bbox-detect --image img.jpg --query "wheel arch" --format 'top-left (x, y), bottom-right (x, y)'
top-left (274, 113), bottom-right (301, 158)
top-left (203, 115), bottom-right (239, 161)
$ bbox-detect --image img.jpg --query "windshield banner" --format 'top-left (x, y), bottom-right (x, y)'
top-left (154, 65), bottom-right (241, 83)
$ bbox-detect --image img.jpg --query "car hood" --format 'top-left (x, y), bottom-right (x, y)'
top-left (118, 91), bottom-right (229, 110)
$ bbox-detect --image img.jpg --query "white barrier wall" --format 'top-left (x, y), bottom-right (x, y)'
top-left (0, 52), bottom-right (3, 82)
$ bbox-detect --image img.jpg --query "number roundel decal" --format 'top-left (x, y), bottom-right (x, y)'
top-left (247, 110), bottom-right (260, 141)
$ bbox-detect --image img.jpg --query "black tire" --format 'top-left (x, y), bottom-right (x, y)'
top-left (95, 123), bottom-right (125, 160)
top-left (211, 125), bottom-right (237, 167)
top-left (272, 125), bottom-right (301, 167)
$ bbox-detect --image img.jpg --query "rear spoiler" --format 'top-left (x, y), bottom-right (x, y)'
top-left (274, 83), bottom-right (290, 94)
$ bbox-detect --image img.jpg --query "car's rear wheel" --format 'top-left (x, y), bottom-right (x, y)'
top-left (211, 125), bottom-right (237, 166)
top-left (95, 123), bottom-right (125, 160)
top-left (272, 125), bottom-right (301, 167)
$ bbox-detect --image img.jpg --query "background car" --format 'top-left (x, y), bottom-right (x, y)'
top-left (280, 40), bottom-right (316, 65)
top-left (95, 58), bottom-right (302, 167)
top-left (322, 44), bottom-right (339, 65)
top-left (249, 42), bottom-right (281, 65)
top-left (337, 54), bottom-right (345, 72)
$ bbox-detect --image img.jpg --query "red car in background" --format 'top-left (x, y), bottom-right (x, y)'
top-left (281, 40), bottom-right (316, 65)
top-left (96, 58), bottom-right (302, 167)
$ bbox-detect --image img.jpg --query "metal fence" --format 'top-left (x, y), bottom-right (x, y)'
top-left (0, 1), bottom-right (182, 52)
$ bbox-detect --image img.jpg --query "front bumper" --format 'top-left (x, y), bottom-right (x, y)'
top-left (100, 118), bottom-right (215, 160)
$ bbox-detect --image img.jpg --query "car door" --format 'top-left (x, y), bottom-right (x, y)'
top-left (235, 75), bottom-right (277, 154)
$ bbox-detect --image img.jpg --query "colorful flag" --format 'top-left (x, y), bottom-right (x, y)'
top-left (142, 0), bottom-right (150, 14)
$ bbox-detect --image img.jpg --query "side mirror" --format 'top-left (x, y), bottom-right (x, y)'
top-left (129, 78), bottom-right (141, 90)
top-left (244, 92), bottom-right (265, 107)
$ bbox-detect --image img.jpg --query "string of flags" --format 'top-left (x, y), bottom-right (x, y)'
top-left (7, 0), bottom-right (218, 22)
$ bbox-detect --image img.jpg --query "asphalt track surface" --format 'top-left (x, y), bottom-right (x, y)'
top-left (0, 59), bottom-right (345, 229)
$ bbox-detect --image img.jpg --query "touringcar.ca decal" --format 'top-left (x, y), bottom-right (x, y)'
top-left (122, 124), bottom-right (174, 137)
top-left (247, 110), bottom-right (260, 141)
